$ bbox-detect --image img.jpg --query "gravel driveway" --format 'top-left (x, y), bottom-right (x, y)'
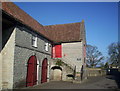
top-left (25, 75), bottom-right (119, 89)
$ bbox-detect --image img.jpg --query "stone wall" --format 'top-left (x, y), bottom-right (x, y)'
top-left (87, 68), bottom-right (106, 77)
top-left (50, 59), bottom-right (74, 81)
top-left (1, 27), bottom-right (16, 89)
top-left (15, 26), bottom-right (51, 54)
top-left (13, 26), bottom-right (52, 88)
top-left (62, 42), bottom-right (84, 72)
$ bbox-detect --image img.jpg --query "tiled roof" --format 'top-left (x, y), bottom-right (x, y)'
top-left (44, 23), bottom-right (81, 43)
top-left (1, 2), bottom-right (50, 40)
top-left (1, 2), bottom-right (83, 43)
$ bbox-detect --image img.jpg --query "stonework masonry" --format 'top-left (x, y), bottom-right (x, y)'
top-left (13, 26), bottom-right (52, 88)
top-left (1, 4), bottom-right (87, 89)
top-left (1, 28), bottom-right (16, 89)
top-left (62, 42), bottom-right (84, 72)
top-left (1, 2), bottom-right (87, 89)
top-left (1, 22), bottom-right (86, 89)
top-left (50, 60), bottom-right (74, 81)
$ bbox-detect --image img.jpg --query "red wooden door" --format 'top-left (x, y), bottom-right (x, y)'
top-left (55, 45), bottom-right (62, 58)
top-left (26, 56), bottom-right (37, 87)
top-left (52, 44), bottom-right (62, 58)
top-left (41, 58), bottom-right (48, 83)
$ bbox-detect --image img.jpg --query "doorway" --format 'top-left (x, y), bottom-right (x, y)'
top-left (26, 56), bottom-right (37, 87)
top-left (41, 58), bottom-right (48, 83)
top-left (51, 66), bottom-right (62, 81)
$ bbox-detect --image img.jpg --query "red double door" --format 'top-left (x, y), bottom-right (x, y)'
top-left (26, 56), bottom-right (37, 87)
top-left (41, 58), bottom-right (48, 83)
top-left (26, 57), bottom-right (48, 86)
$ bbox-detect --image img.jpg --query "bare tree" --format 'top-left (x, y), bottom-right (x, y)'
top-left (86, 44), bottom-right (104, 68)
top-left (108, 42), bottom-right (120, 67)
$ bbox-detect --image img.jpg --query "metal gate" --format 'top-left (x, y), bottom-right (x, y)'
top-left (26, 56), bottom-right (37, 87)
top-left (41, 58), bottom-right (48, 83)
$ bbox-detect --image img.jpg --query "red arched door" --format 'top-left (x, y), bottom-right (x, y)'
top-left (26, 56), bottom-right (37, 87)
top-left (41, 58), bottom-right (48, 83)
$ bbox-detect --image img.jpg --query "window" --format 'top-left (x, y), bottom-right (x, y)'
top-left (45, 43), bottom-right (49, 51)
top-left (32, 35), bottom-right (37, 47)
top-left (77, 58), bottom-right (81, 61)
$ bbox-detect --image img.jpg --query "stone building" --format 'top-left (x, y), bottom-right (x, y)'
top-left (0, 2), bottom-right (87, 90)
top-left (1, 2), bottom-right (53, 89)
top-left (44, 23), bottom-right (87, 81)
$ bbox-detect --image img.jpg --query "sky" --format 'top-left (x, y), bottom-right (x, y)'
top-left (14, 2), bottom-right (118, 62)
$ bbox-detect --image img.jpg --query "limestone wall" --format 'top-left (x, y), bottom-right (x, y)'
top-left (15, 26), bottom-right (51, 55)
top-left (13, 26), bottom-right (52, 88)
top-left (50, 59), bottom-right (74, 81)
top-left (1, 27), bottom-right (16, 89)
top-left (87, 68), bottom-right (106, 77)
top-left (62, 42), bottom-right (84, 72)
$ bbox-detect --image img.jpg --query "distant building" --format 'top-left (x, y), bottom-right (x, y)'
top-left (0, 2), bottom-right (87, 90)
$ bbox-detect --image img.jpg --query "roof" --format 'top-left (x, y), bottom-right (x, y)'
top-left (1, 2), bottom-right (84, 43)
top-left (44, 23), bottom-right (81, 43)
top-left (1, 2), bottom-right (50, 40)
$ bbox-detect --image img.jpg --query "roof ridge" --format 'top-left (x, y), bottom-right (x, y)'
top-left (44, 22), bottom-right (81, 27)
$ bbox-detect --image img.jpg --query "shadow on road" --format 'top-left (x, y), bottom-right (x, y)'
top-left (106, 68), bottom-right (120, 88)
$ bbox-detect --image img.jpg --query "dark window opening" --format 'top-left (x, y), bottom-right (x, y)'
top-left (51, 66), bottom-right (62, 71)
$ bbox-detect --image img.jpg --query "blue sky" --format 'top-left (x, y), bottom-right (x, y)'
top-left (14, 2), bottom-right (118, 62)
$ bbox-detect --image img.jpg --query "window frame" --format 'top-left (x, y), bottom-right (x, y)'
top-left (45, 42), bottom-right (49, 52)
top-left (32, 34), bottom-right (37, 48)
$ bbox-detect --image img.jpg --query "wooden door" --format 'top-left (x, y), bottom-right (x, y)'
top-left (41, 58), bottom-right (48, 83)
top-left (26, 56), bottom-right (37, 87)
top-left (52, 45), bottom-right (62, 58)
